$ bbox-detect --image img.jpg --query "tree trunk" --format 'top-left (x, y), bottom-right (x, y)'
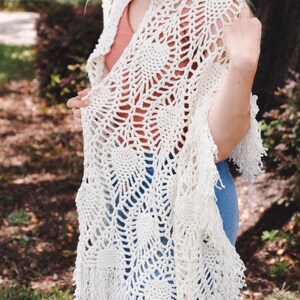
top-left (249, 0), bottom-right (300, 118)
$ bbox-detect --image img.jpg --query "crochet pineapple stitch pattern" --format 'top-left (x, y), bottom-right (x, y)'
top-left (72, 0), bottom-right (267, 299)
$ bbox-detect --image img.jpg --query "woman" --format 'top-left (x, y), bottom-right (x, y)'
top-left (67, 0), bottom-right (265, 298)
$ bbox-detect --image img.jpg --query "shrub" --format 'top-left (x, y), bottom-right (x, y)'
top-left (0, 0), bottom-right (88, 11)
top-left (260, 69), bottom-right (300, 206)
top-left (34, 1), bottom-right (103, 104)
top-left (0, 0), bottom-right (46, 11)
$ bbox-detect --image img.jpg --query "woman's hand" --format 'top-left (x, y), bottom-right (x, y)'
top-left (223, 5), bottom-right (262, 72)
top-left (208, 5), bottom-right (262, 162)
top-left (66, 88), bottom-right (91, 131)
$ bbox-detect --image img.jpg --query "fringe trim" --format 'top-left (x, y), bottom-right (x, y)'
top-left (228, 92), bottom-right (268, 182)
top-left (72, 257), bottom-right (128, 300)
top-left (173, 70), bottom-right (247, 299)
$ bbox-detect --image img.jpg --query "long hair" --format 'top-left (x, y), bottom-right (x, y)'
top-left (83, 0), bottom-right (92, 16)
top-left (244, 0), bottom-right (256, 17)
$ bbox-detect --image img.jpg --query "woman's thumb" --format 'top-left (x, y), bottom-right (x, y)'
top-left (239, 6), bottom-right (252, 18)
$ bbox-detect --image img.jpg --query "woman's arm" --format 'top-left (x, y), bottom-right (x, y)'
top-left (207, 5), bottom-right (262, 163)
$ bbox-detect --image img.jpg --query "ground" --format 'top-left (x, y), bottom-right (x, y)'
top-left (0, 10), bottom-right (299, 300)
top-left (0, 80), bottom-right (299, 299)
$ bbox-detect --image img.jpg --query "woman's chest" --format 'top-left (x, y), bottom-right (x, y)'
top-left (127, 0), bottom-right (151, 33)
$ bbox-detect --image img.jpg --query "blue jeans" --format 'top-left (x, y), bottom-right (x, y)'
top-left (214, 159), bottom-right (239, 246)
top-left (114, 153), bottom-right (239, 245)
top-left (112, 152), bottom-right (239, 283)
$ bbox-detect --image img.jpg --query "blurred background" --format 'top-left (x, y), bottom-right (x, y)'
top-left (0, 0), bottom-right (299, 299)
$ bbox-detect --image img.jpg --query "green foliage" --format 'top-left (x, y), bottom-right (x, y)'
top-left (34, 1), bottom-right (103, 104)
top-left (0, 284), bottom-right (72, 300)
top-left (0, 0), bottom-right (89, 11)
top-left (265, 283), bottom-right (300, 300)
top-left (0, 0), bottom-right (33, 11)
top-left (261, 215), bottom-right (299, 249)
top-left (0, 44), bottom-right (35, 85)
top-left (261, 69), bottom-right (300, 206)
top-left (261, 229), bottom-right (294, 247)
top-left (261, 213), bottom-right (300, 284)
top-left (270, 260), bottom-right (290, 278)
top-left (4, 195), bottom-right (14, 205)
top-left (60, 211), bottom-right (67, 238)
top-left (262, 229), bottom-right (280, 243)
top-left (7, 208), bottom-right (30, 226)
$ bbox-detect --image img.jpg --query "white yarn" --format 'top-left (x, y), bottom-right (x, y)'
top-left (228, 92), bottom-right (268, 182)
top-left (72, 0), bottom-right (267, 299)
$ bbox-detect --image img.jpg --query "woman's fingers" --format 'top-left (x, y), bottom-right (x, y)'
top-left (67, 87), bottom-right (91, 109)
top-left (78, 87), bottom-right (90, 94)
top-left (74, 115), bottom-right (82, 124)
top-left (72, 108), bottom-right (82, 118)
top-left (72, 108), bottom-right (82, 127)
top-left (67, 88), bottom-right (91, 132)
top-left (77, 88), bottom-right (90, 97)
top-left (72, 121), bottom-right (83, 132)
top-left (66, 95), bottom-right (90, 109)
top-left (72, 114), bottom-right (83, 132)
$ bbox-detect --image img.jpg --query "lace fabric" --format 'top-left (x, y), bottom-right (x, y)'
top-left (72, 0), bottom-right (268, 299)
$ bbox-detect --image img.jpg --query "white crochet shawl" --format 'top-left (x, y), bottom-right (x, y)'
top-left (72, 0), bottom-right (268, 299)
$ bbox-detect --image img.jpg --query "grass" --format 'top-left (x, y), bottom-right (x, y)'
top-left (265, 287), bottom-right (300, 300)
top-left (7, 209), bottom-right (31, 226)
top-left (0, 285), bottom-right (72, 300)
top-left (0, 44), bottom-right (35, 85)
